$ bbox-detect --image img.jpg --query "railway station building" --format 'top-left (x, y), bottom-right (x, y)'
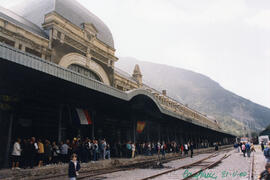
top-left (0, 0), bottom-right (235, 168)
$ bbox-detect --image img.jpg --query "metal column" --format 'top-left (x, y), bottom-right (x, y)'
top-left (133, 118), bottom-right (136, 143)
top-left (92, 111), bottom-right (95, 139)
top-left (4, 113), bottom-right (13, 167)
top-left (58, 105), bottom-right (63, 143)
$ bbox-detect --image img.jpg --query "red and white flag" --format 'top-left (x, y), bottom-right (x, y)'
top-left (136, 121), bottom-right (146, 133)
top-left (76, 109), bottom-right (92, 125)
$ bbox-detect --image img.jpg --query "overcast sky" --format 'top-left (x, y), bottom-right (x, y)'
top-left (2, 0), bottom-right (270, 108)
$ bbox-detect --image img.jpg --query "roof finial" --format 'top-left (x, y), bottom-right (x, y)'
top-left (132, 64), bottom-right (143, 87)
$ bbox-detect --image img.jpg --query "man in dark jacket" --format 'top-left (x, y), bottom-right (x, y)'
top-left (190, 142), bottom-right (194, 158)
top-left (259, 163), bottom-right (270, 180)
top-left (29, 138), bottom-right (37, 168)
top-left (262, 142), bottom-right (265, 152)
top-left (68, 154), bottom-right (81, 180)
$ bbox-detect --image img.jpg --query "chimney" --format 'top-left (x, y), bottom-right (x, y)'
top-left (162, 90), bottom-right (167, 96)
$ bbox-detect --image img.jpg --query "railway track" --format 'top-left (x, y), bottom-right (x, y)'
top-left (182, 153), bottom-right (230, 180)
top-left (36, 146), bottom-right (232, 180)
top-left (140, 151), bottom-right (231, 180)
top-left (249, 152), bottom-right (255, 180)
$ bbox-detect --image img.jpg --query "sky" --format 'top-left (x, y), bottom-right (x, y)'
top-left (1, 0), bottom-right (270, 108)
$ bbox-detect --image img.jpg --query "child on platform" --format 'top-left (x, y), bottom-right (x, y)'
top-left (68, 154), bottom-right (81, 180)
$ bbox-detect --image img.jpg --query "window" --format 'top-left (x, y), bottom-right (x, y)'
top-left (68, 64), bottom-right (102, 82)
top-left (25, 47), bottom-right (42, 58)
top-left (57, 31), bottom-right (61, 39)
top-left (0, 36), bottom-right (15, 47)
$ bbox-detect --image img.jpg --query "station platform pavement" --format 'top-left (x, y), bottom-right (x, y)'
top-left (253, 145), bottom-right (268, 180)
top-left (0, 144), bottom-right (232, 180)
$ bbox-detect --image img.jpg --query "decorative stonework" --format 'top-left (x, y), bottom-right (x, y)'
top-left (59, 53), bottom-right (110, 85)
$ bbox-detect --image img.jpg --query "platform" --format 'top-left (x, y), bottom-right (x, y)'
top-left (0, 145), bottom-right (232, 180)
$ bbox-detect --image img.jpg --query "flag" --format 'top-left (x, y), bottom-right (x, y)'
top-left (137, 121), bottom-right (146, 133)
top-left (76, 109), bottom-right (92, 125)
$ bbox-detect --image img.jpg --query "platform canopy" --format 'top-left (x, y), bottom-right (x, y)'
top-left (0, 42), bottom-right (234, 137)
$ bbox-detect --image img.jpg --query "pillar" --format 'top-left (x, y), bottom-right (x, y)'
top-left (4, 113), bottom-right (13, 167)
top-left (166, 126), bottom-right (170, 142)
top-left (15, 40), bottom-right (20, 49)
top-left (91, 111), bottom-right (95, 139)
top-left (58, 105), bottom-right (63, 143)
top-left (0, 109), bottom-right (2, 125)
top-left (133, 118), bottom-right (136, 143)
top-left (158, 123), bottom-right (161, 142)
top-left (147, 120), bottom-right (150, 142)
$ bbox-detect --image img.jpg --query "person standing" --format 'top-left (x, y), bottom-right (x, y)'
top-left (190, 142), bottom-right (194, 158)
top-left (259, 163), bottom-right (270, 180)
top-left (52, 141), bottom-right (60, 164)
top-left (106, 143), bottom-right (111, 159)
top-left (251, 143), bottom-right (256, 153)
top-left (126, 141), bottom-right (132, 158)
top-left (264, 143), bottom-right (270, 163)
top-left (29, 137), bottom-right (37, 168)
top-left (101, 140), bottom-right (106, 160)
top-left (11, 138), bottom-right (22, 170)
top-left (184, 143), bottom-right (188, 156)
top-left (180, 144), bottom-right (184, 156)
top-left (246, 142), bottom-right (251, 157)
top-left (37, 139), bottom-right (45, 167)
top-left (161, 142), bottom-right (166, 159)
top-left (131, 143), bottom-right (135, 158)
top-left (234, 142), bottom-right (238, 152)
top-left (242, 143), bottom-right (246, 157)
top-left (262, 142), bottom-right (265, 152)
top-left (44, 140), bottom-right (52, 165)
top-left (60, 141), bottom-right (69, 163)
top-left (68, 154), bottom-right (81, 180)
top-left (157, 142), bottom-right (161, 157)
top-left (93, 140), bottom-right (99, 161)
top-left (214, 142), bottom-right (219, 151)
top-left (23, 139), bottom-right (31, 168)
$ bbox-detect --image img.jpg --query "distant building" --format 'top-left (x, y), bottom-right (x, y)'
top-left (260, 125), bottom-right (270, 139)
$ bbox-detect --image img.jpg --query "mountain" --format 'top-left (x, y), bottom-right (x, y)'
top-left (116, 57), bottom-right (270, 136)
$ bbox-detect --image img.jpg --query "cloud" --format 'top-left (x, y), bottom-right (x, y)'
top-left (117, 0), bottom-right (248, 25)
top-left (246, 10), bottom-right (270, 29)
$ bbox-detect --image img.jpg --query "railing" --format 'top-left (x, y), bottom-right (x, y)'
top-left (142, 86), bottom-right (220, 129)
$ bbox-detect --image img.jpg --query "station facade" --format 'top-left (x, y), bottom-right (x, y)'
top-left (0, 0), bottom-right (235, 168)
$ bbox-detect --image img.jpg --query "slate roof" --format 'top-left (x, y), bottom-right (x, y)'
top-left (9, 0), bottom-right (114, 48)
top-left (114, 67), bottom-right (138, 84)
top-left (0, 6), bottom-right (47, 38)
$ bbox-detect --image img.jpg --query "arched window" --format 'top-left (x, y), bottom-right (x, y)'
top-left (68, 64), bottom-right (102, 82)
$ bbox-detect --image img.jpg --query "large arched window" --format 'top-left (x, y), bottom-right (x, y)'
top-left (68, 64), bottom-right (102, 82)
top-left (59, 53), bottom-right (110, 85)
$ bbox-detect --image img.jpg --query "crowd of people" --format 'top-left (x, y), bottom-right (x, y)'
top-left (10, 137), bottom-right (111, 169)
top-left (232, 141), bottom-right (270, 180)
top-left (233, 141), bottom-right (255, 157)
top-left (10, 136), bottom-right (218, 169)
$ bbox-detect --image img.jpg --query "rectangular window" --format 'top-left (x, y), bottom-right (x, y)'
top-left (0, 36), bottom-right (15, 47)
top-left (25, 47), bottom-right (42, 58)
top-left (57, 31), bottom-right (61, 39)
